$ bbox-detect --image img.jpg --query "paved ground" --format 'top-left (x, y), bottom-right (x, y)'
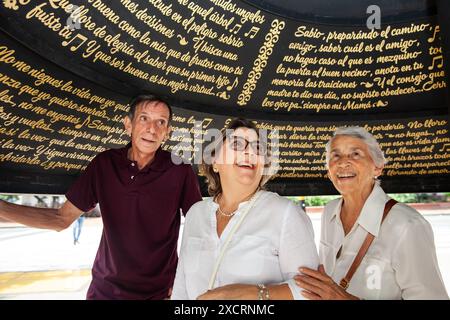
top-left (0, 212), bottom-right (449, 300)
top-left (0, 218), bottom-right (101, 299)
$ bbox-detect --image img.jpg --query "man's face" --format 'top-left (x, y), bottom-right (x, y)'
top-left (123, 100), bottom-right (171, 156)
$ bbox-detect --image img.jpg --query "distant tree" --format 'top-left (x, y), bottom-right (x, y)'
top-left (0, 195), bottom-right (19, 203)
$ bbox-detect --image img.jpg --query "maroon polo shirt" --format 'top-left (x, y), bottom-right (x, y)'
top-left (65, 144), bottom-right (202, 299)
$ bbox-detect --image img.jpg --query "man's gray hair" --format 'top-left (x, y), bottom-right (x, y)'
top-left (325, 126), bottom-right (387, 169)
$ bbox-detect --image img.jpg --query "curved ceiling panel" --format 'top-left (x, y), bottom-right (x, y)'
top-left (0, 0), bottom-right (449, 195)
top-left (242, 0), bottom-right (437, 24)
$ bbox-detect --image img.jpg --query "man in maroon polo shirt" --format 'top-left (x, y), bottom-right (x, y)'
top-left (0, 94), bottom-right (202, 299)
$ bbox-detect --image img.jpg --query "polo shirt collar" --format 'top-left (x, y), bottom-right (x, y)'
top-left (329, 183), bottom-right (389, 237)
top-left (120, 143), bottom-right (172, 172)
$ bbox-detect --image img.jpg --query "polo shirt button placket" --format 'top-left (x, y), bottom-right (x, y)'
top-left (130, 162), bottom-right (136, 182)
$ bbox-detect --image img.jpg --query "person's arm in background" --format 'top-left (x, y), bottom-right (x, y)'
top-left (170, 166), bottom-right (202, 299)
top-left (0, 199), bottom-right (82, 232)
top-left (170, 245), bottom-right (189, 299)
top-left (171, 207), bottom-right (192, 300)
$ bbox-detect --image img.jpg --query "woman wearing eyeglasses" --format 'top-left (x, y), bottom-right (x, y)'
top-left (171, 118), bottom-right (319, 300)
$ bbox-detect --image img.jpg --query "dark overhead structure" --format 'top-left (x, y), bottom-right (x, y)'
top-left (0, 0), bottom-right (449, 195)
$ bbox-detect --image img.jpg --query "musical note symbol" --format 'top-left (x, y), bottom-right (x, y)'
top-left (229, 24), bottom-right (242, 34)
top-left (177, 34), bottom-right (188, 45)
top-left (244, 26), bottom-right (260, 39)
top-left (226, 77), bottom-right (239, 91)
top-left (62, 33), bottom-right (88, 52)
top-left (218, 91), bottom-right (230, 100)
top-left (202, 118), bottom-right (213, 128)
top-left (428, 55), bottom-right (443, 70)
top-left (428, 26), bottom-right (440, 43)
top-left (75, 115), bottom-right (91, 130)
top-left (438, 143), bottom-right (450, 152)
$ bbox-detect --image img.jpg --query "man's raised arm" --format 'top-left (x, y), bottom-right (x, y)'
top-left (0, 199), bottom-right (83, 232)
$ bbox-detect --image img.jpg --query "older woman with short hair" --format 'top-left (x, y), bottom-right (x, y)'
top-left (295, 126), bottom-right (448, 300)
top-left (172, 118), bottom-right (319, 300)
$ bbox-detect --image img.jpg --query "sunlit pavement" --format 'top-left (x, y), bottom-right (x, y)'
top-left (0, 270), bottom-right (91, 299)
top-left (0, 218), bottom-right (101, 300)
top-left (0, 212), bottom-right (449, 300)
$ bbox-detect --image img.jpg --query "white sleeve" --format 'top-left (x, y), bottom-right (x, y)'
top-left (171, 216), bottom-right (190, 300)
top-left (278, 202), bottom-right (320, 300)
top-left (392, 216), bottom-right (449, 300)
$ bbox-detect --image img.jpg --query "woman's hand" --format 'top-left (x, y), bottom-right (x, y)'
top-left (197, 284), bottom-right (258, 300)
top-left (294, 265), bottom-right (359, 300)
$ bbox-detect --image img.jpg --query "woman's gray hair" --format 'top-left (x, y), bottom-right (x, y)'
top-left (325, 126), bottom-right (387, 169)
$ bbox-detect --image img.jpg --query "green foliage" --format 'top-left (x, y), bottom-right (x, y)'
top-left (305, 195), bottom-right (340, 206)
top-left (288, 193), bottom-right (448, 207)
top-left (388, 193), bottom-right (448, 203)
top-left (0, 195), bottom-right (19, 203)
top-left (287, 195), bottom-right (340, 207)
top-left (388, 193), bottom-right (419, 203)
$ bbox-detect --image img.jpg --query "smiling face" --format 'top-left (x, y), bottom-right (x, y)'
top-left (123, 100), bottom-right (171, 157)
top-left (214, 127), bottom-right (265, 191)
top-left (327, 135), bottom-right (383, 197)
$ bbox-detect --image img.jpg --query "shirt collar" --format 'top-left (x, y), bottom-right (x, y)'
top-left (329, 198), bottom-right (343, 224)
top-left (119, 143), bottom-right (173, 172)
top-left (329, 184), bottom-right (390, 237)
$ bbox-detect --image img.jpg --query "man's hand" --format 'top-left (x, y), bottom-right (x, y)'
top-left (294, 265), bottom-right (359, 300)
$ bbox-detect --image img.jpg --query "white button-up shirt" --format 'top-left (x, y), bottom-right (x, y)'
top-left (172, 190), bottom-right (319, 300)
top-left (320, 184), bottom-right (448, 299)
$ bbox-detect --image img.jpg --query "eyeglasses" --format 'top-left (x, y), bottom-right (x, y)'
top-left (228, 136), bottom-right (267, 156)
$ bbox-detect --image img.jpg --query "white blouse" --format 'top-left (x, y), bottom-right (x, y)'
top-left (320, 184), bottom-right (448, 299)
top-left (172, 190), bottom-right (319, 300)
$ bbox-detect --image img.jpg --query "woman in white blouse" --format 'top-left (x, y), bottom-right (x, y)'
top-left (295, 126), bottom-right (448, 300)
top-left (172, 118), bottom-right (319, 300)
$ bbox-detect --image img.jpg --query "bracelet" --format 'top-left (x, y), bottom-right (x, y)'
top-left (257, 284), bottom-right (270, 300)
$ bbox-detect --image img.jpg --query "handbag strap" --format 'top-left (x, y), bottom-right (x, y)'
top-left (207, 191), bottom-right (261, 290)
top-left (339, 199), bottom-right (397, 290)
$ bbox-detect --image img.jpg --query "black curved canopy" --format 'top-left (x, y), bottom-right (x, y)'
top-left (0, 0), bottom-right (449, 195)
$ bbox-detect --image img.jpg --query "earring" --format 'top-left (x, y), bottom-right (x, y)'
top-left (213, 166), bottom-right (219, 173)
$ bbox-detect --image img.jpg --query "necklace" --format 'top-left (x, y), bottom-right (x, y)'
top-left (216, 189), bottom-right (260, 217)
top-left (217, 206), bottom-right (236, 217)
